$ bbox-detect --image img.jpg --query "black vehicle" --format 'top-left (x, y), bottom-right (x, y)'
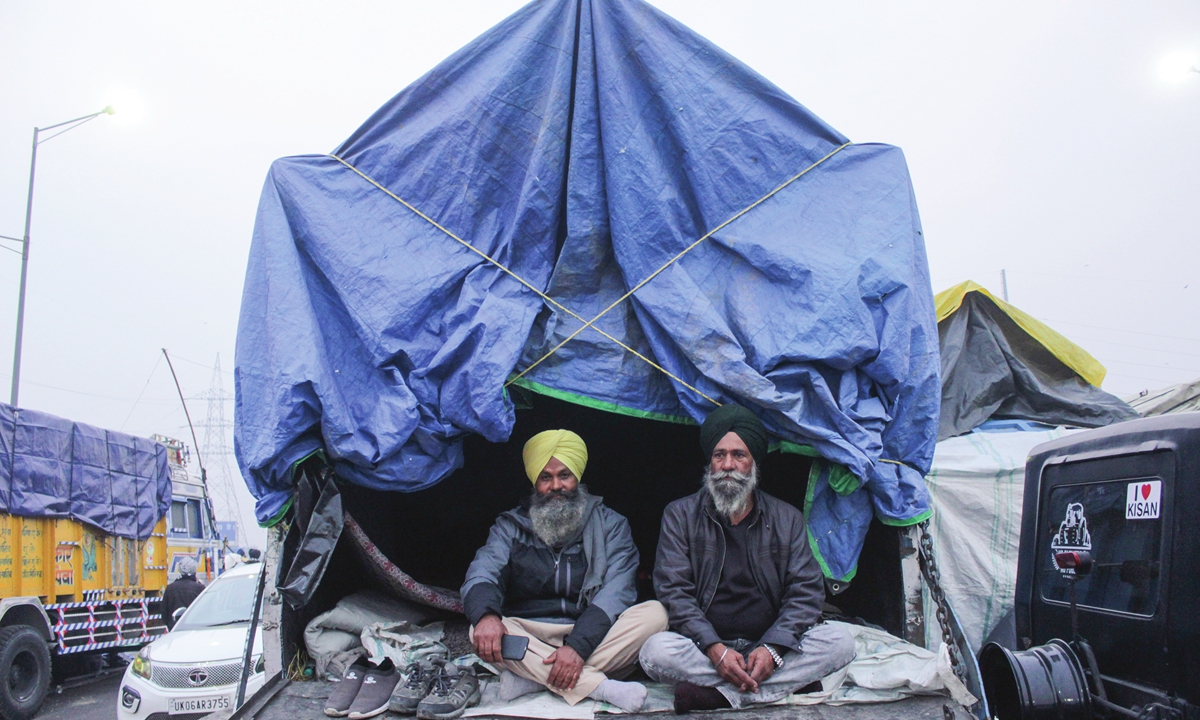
top-left (982, 413), bottom-right (1199, 719)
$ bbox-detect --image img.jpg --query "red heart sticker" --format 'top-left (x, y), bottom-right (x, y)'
top-left (1142, 484), bottom-right (1152, 500)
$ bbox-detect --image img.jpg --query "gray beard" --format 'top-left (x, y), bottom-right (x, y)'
top-left (529, 485), bottom-right (589, 547)
top-left (703, 464), bottom-right (758, 519)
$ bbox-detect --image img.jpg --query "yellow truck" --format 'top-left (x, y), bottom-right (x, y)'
top-left (0, 406), bottom-right (221, 720)
top-left (155, 434), bottom-right (226, 585)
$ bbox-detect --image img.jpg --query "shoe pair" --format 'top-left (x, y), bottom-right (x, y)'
top-left (390, 657), bottom-right (481, 720)
top-left (324, 658), bottom-right (401, 719)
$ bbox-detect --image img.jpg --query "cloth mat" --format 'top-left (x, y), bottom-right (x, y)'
top-left (462, 622), bottom-right (976, 719)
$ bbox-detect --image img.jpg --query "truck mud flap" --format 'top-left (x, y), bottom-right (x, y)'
top-left (278, 467), bottom-right (343, 609)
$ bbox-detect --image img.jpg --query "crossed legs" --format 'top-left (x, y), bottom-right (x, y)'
top-left (638, 622), bottom-right (855, 709)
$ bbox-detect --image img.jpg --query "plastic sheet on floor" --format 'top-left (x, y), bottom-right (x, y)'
top-left (462, 622), bottom-right (972, 718)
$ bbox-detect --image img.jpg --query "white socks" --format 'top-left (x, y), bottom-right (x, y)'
top-left (496, 671), bottom-right (647, 712)
top-left (498, 671), bottom-right (543, 701)
top-left (588, 679), bottom-right (648, 713)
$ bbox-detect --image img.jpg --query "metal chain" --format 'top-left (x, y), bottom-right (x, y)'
top-left (917, 520), bottom-right (968, 684)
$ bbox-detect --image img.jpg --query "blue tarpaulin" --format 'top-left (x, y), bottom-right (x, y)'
top-left (0, 403), bottom-right (173, 540)
top-left (235, 0), bottom-right (940, 581)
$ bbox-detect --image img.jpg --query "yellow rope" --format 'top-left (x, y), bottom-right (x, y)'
top-left (327, 154), bottom-right (721, 405)
top-left (507, 141), bottom-right (853, 385)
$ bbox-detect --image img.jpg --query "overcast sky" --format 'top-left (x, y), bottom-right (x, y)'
top-left (2, 1), bottom-right (1198, 547)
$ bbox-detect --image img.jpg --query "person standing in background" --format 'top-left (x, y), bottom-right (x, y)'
top-left (162, 557), bottom-right (205, 630)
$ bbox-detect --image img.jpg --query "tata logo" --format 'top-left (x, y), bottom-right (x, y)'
top-left (187, 669), bottom-right (209, 686)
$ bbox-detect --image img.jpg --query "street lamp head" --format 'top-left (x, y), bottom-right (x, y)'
top-left (103, 105), bottom-right (116, 116)
top-left (1158, 50), bottom-right (1200, 84)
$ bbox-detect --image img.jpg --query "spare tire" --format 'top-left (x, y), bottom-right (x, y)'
top-left (0, 626), bottom-right (51, 720)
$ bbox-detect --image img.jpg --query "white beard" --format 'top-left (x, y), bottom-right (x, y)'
top-left (703, 464), bottom-right (758, 519)
top-left (529, 485), bottom-right (588, 547)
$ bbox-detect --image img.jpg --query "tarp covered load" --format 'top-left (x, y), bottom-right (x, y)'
top-left (235, 0), bottom-right (940, 582)
top-left (936, 281), bottom-right (1137, 440)
top-left (0, 403), bottom-right (173, 540)
top-left (1125, 377), bottom-right (1200, 416)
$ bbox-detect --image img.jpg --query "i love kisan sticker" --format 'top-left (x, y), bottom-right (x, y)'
top-left (1126, 480), bottom-right (1161, 520)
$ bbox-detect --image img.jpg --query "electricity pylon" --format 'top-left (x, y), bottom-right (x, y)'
top-left (198, 354), bottom-right (247, 547)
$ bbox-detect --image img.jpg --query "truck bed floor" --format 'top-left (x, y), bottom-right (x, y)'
top-left (216, 677), bottom-right (966, 720)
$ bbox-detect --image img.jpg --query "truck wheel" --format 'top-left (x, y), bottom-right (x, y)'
top-left (0, 626), bottom-right (51, 720)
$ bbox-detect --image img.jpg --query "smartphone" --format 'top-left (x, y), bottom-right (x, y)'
top-left (500, 634), bottom-right (529, 661)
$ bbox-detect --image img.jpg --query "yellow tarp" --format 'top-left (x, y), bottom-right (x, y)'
top-left (934, 280), bottom-right (1107, 388)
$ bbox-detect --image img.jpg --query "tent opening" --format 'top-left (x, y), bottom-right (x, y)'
top-left (279, 391), bottom-right (904, 666)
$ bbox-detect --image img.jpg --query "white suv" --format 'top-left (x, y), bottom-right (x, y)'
top-left (117, 562), bottom-right (267, 719)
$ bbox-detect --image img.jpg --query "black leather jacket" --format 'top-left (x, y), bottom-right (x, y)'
top-left (652, 488), bottom-right (824, 652)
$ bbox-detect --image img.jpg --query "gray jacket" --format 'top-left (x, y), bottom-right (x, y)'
top-left (461, 493), bottom-right (638, 659)
top-left (652, 488), bottom-right (824, 653)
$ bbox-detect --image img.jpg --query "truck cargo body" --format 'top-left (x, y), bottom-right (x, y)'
top-left (0, 405), bottom-right (213, 719)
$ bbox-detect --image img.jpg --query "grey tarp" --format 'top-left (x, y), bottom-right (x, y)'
top-left (938, 291), bottom-right (1137, 440)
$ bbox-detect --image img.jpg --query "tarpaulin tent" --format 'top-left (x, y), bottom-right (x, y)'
top-left (936, 281), bottom-right (1137, 440)
top-left (235, 0), bottom-right (940, 585)
top-left (0, 403), bottom-right (173, 540)
top-left (923, 283), bottom-right (1138, 649)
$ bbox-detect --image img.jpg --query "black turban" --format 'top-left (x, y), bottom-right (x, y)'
top-left (699, 404), bottom-right (768, 467)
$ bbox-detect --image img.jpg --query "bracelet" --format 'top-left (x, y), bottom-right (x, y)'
top-left (764, 644), bottom-right (785, 668)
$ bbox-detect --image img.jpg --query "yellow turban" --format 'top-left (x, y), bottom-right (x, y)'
top-left (522, 430), bottom-right (588, 484)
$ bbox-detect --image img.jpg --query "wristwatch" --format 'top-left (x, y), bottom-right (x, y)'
top-left (764, 644), bottom-right (785, 668)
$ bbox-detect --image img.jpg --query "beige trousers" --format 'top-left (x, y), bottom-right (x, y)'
top-left (471, 600), bottom-right (667, 705)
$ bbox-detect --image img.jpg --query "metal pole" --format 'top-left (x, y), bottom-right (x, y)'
top-left (1000, 269), bottom-right (1009, 303)
top-left (163, 349), bottom-right (223, 564)
top-left (11, 128), bottom-right (40, 406)
top-left (8, 109), bottom-right (110, 407)
top-left (236, 561), bottom-right (268, 708)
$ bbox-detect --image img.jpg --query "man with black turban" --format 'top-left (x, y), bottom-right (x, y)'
top-left (640, 405), bottom-right (855, 713)
top-left (462, 430), bottom-right (667, 712)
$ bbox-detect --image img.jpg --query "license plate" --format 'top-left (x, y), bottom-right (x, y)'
top-left (170, 695), bottom-right (231, 714)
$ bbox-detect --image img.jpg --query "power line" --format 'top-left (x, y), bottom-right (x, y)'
top-left (1038, 317), bottom-right (1200, 344)
top-left (170, 352), bottom-right (236, 377)
top-left (1004, 268), bottom-right (1196, 292)
top-left (1069, 335), bottom-right (1200, 359)
top-left (1105, 371), bottom-right (1197, 386)
top-left (0, 376), bottom-right (178, 403)
top-left (120, 356), bottom-right (162, 431)
top-left (1103, 358), bottom-right (1200, 373)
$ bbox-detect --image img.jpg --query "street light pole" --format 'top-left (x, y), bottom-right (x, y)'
top-left (9, 107), bottom-right (113, 406)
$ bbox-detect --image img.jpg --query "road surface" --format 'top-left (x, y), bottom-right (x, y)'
top-left (37, 668), bottom-right (122, 720)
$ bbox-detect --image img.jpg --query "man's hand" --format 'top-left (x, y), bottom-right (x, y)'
top-left (472, 614), bottom-right (506, 664)
top-left (543, 645), bottom-right (584, 690)
top-left (705, 643), bottom-right (758, 693)
top-left (746, 646), bottom-right (776, 684)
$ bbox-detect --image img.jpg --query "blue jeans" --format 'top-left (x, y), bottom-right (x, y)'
top-left (638, 623), bottom-right (855, 708)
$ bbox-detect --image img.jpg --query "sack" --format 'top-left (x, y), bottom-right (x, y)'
top-left (360, 621), bottom-right (449, 668)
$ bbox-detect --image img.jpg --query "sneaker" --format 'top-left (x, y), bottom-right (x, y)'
top-left (416, 660), bottom-right (481, 720)
top-left (324, 659), bottom-right (371, 717)
top-left (389, 660), bottom-right (437, 715)
top-left (347, 659), bottom-right (401, 719)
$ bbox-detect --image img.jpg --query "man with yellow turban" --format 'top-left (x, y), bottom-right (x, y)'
top-left (461, 430), bottom-right (667, 712)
